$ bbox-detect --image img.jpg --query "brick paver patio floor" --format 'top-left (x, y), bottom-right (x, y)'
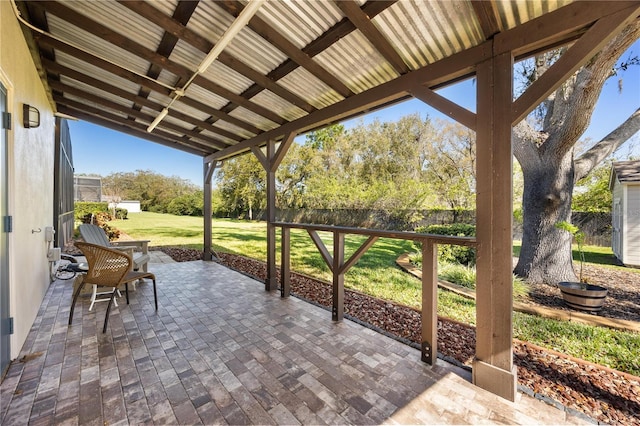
top-left (0, 260), bottom-right (588, 425)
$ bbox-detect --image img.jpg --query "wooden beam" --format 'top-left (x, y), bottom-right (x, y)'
top-left (332, 232), bottom-right (345, 321)
top-left (56, 106), bottom-right (207, 156)
top-left (334, 0), bottom-right (409, 75)
top-left (35, 1), bottom-right (192, 80)
top-left (45, 64), bottom-right (238, 143)
top-left (494, 1), bottom-right (640, 58)
top-left (220, 1), bottom-right (396, 113)
top-left (473, 50), bottom-right (516, 402)
top-left (203, 160), bottom-right (219, 261)
top-left (270, 132), bottom-right (296, 172)
top-left (34, 34), bottom-right (174, 96)
top-left (265, 140), bottom-right (278, 291)
top-left (193, 76), bottom-right (287, 125)
top-left (48, 80), bottom-right (233, 148)
top-left (206, 41), bottom-right (491, 162)
top-left (179, 97), bottom-right (261, 135)
top-left (338, 235), bottom-right (378, 275)
top-left (38, 1), bottom-right (290, 128)
top-left (421, 240), bottom-right (438, 365)
top-left (118, 0), bottom-right (316, 113)
top-left (411, 85), bottom-right (477, 131)
top-left (307, 230), bottom-right (333, 270)
top-left (42, 59), bottom-right (257, 138)
top-left (132, 0), bottom-right (198, 114)
top-left (219, 0), bottom-right (354, 98)
top-left (55, 98), bottom-right (216, 154)
top-left (512, 6), bottom-right (640, 125)
top-left (470, 1), bottom-right (501, 40)
top-left (280, 227), bottom-right (291, 297)
top-left (251, 146), bottom-right (268, 170)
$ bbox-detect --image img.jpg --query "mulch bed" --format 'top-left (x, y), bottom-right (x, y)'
top-left (158, 247), bottom-right (640, 425)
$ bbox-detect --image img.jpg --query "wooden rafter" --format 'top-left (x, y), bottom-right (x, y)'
top-left (179, 97), bottom-right (261, 135)
top-left (192, 76), bottom-right (286, 125)
top-left (34, 33), bottom-right (173, 95)
top-left (118, 0), bottom-right (316, 114)
top-left (470, 0), bottom-right (502, 40)
top-left (33, 1), bottom-right (192, 81)
top-left (410, 85), bottom-right (476, 131)
top-left (218, 0), bottom-right (354, 98)
top-left (512, 4), bottom-right (640, 124)
top-left (221, 1), bottom-right (396, 114)
top-left (132, 0), bottom-right (199, 114)
top-left (54, 96), bottom-right (226, 152)
top-left (34, 1), bottom-right (289, 131)
top-left (206, 41), bottom-right (491, 161)
top-left (334, 0), bottom-right (409, 75)
top-left (494, 0), bottom-right (639, 57)
top-left (42, 60), bottom-right (241, 144)
top-left (56, 106), bottom-right (208, 156)
top-left (48, 80), bottom-right (234, 149)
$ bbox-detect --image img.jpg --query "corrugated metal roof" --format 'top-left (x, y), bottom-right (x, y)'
top-left (17, 0), bottom-right (617, 160)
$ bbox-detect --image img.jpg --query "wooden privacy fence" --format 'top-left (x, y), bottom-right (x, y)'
top-left (272, 221), bottom-right (476, 366)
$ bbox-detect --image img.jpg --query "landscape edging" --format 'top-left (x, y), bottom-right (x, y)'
top-left (395, 253), bottom-right (640, 333)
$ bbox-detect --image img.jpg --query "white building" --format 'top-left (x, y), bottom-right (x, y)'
top-left (610, 160), bottom-right (640, 267)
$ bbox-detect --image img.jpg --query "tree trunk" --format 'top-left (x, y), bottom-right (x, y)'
top-left (514, 149), bottom-right (578, 284)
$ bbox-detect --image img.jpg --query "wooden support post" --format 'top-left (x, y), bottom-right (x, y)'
top-left (202, 161), bottom-right (217, 261)
top-left (280, 226), bottom-right (290, 298)
top-left (265, 140), bottom-right (277, 291)
top-left (253, 133), bottom-right (297, 292)
top-left (332, 232), bottom-right (345, 321)
top-left (421, 240), bottom-right (438, 365)
top-left (473, 51), bottom-right (517, 401)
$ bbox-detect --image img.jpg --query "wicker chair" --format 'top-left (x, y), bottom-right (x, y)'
top-left (69, 242), bottom-right (158, 333)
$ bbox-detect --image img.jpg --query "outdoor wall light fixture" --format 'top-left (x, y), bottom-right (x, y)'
top-left (23, 103), bottom-right (40, 128)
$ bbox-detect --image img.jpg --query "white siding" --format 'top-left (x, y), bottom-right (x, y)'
top-left (612, 179), bottom-right (624, 259)
top-left (1, 2), bottom-right (57, 359)
top-left (625, 184), bottom-right (640, 266)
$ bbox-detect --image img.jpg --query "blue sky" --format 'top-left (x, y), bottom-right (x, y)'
top-left (70, 41), bottom-right (640, 187)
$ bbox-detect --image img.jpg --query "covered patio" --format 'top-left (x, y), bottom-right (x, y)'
top-left (4, 0), bottom-right (639, 412)
top-left (0, 258), bottom-right (586, 425)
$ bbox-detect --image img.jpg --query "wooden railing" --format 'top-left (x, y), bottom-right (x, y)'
top-left (272, 221), bottom-right (477, 365)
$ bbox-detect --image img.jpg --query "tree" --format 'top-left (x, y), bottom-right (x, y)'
top-left (217, 155), bottom-right (265, 219)
top-left (513, 22), bottom-right (640, 285)
top-left (571, 160), bottom-right (614, 213)
top-left (422, 119), bottom-right (476, 212)
top-left (102, 170), bottom-right (198, 213)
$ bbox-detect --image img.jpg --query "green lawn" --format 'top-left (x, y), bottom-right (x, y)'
top-left (111, 212), bottom-right (640, 375)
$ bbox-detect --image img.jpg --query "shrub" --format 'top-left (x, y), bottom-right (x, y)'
top-left (426, 261), bottom-right (530, 300)
top-left (114, 208), bottom-right (128, 220)
top-left (78, 211), bottom-right (120, 240)
top-left (74, 202), bottom-right (109, 220)
top-left (414, 223), bottom-right (476, 265)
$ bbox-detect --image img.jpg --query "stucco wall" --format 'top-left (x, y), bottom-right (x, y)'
top-left (1, 1), bottom-right (56, 359)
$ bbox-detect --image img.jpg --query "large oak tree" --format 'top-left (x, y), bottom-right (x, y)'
top-left (513, 22), bottom-right (640, 284)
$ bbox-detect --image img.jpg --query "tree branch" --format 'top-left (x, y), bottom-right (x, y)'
top-left (574, 107), bottom-right (640, 181)
top-left (513, 120), bottom-right (543, 168)
top-left (550, 21), bottom-right (640, 156)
